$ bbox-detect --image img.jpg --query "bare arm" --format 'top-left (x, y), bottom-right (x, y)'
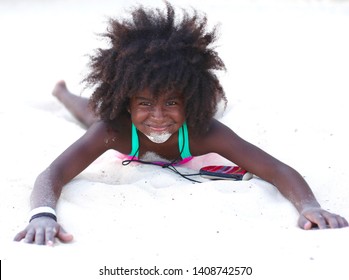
top-left (14, 121), bottom-right (118, 245)
top-left (192, 120), bottom-right (348, 229)
top-left (30, 122), bottom-right (114, 208)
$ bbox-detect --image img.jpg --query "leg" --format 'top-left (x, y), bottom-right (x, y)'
top-left (52, 81), bottom-right (98, 128)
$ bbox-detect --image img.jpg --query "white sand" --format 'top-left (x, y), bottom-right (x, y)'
top-left (1, 0), bottom-right (349, 279)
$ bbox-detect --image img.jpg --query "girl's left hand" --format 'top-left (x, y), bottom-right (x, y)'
top-left (298, 207), bottom-right (348, 229)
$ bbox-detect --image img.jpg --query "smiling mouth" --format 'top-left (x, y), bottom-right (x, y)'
top-left (146, 124), bottom-right (172, 132)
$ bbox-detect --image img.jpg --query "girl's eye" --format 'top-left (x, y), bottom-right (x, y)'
top-left (139, 102), bottom-right (152, 106)
top-left (166, 101), bottom-right (177, 106)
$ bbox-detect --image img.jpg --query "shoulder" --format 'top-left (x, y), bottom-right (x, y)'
top-left (189, 119), bottom-right (284, 178)
top-left (82, 115), bottom-right (132, 153)
top-left (48, 116), bottom-right (132, 175)
top-left (189, 119), bottom-right (240, 156)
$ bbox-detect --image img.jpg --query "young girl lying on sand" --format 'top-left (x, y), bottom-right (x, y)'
top-left (14, 2), bottom-right (348, 246)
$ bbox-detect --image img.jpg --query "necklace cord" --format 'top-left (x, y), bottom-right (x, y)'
top-left (122, 126), bottom-right (202, 183)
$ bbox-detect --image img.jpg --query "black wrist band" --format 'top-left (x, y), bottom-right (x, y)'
top-left (29, 212), bottom-right (57, 223)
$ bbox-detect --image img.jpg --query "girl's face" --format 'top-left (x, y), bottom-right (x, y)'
top-left (129, 89), bottom-right (186, 143)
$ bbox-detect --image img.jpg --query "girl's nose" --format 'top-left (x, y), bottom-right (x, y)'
top-left (151, 105), bottom-right (165, 119)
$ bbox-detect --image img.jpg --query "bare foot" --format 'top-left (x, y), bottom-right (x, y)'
top-left (51, 80), bottom-right (97, 127)
top-left (52, 80), bottom-right (70, 102)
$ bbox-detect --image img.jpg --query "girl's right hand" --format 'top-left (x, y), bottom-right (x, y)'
top-left (14, 217), bottom-right (73, 246)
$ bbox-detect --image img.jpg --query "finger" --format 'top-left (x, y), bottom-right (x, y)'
top-left (340, 216), bottom-right (349, 227)
top-left (298, 214), bottom-right (327, 230)
top-left (314, 214), bottom-right (327, 229)
top-left (45, 227), bottom-right (58, 246)
top-left (327, 214), bottom-right (349, 229)
top-left (298, 215), bottom-right (313, 230)
top-left (34, 228), bottom-right (45, 245)
top-left (13, 230), bottom-right (27, 242)
top-left (323, 212), bottom-right (339, 229)
top-left (304, 221), bottom-right (313, 230)
top-left (57, 227), bottom-right (74, 243)
top-left (24, 229), bottom-right (36, 244)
